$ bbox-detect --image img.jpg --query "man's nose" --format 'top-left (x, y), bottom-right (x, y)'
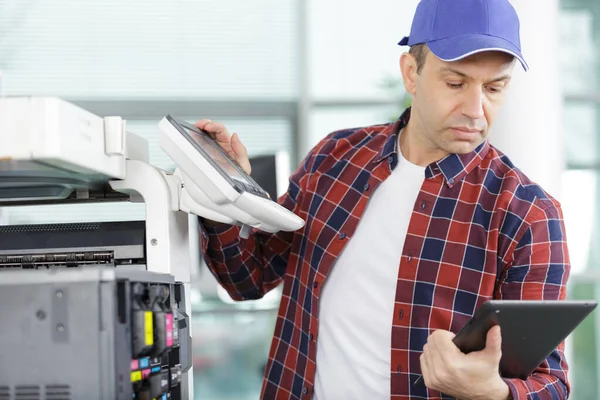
top-left (462, 88), bottom-right (485, 120)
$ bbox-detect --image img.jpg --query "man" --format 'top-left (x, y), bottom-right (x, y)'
top-left (197, 0), bottom-right (571, 399)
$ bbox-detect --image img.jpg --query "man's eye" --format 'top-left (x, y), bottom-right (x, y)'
top-left (446, 82), bottom-right (463, 89)
top-left (487, 86), bottom-right (503, 93)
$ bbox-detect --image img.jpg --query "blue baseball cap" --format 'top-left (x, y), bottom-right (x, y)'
top-left (398, 0), bottom-right (528, 71)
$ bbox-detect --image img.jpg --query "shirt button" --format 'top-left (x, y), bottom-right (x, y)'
top-left (397, 365), bottom-right (403, 373)
top-left (339, 232), bottom-right (346, 239)
top-left (313, 281), bottom-right (319, 288)
top-left (448, 177), bottom-right (455, 184)
top-left (309, 333), bottom-right (314, 341)
top-left (387, 155), bottom-right (394, 164)
top-left (399, 309), bottom-right (404, 319)
top-left (364, 183), bottom-right (370, 191)
top-left (407, 254), bottom-right (412, 262)
top-left (302, 387), bottom-right (308, 395)
top-left (420, 201), bottom-right (427, 210)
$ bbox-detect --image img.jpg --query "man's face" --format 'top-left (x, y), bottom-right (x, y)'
top-left (401, 48), bottom-right (515, 155)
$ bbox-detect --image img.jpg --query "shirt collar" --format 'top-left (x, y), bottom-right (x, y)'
top-left (375, 109), bottom-right (409, 164)
top-left (375, 107), bottom-right (491, 188)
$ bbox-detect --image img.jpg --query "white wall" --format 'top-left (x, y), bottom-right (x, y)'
top-left (307, 0), bottom-right (416, 100)
top-left (489, 0), bottom-right (564, 200)
top-left (306, 0), bottom-right (418, 153)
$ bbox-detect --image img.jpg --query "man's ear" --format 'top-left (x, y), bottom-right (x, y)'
top-left (400, 52), bottom-right (418, 96)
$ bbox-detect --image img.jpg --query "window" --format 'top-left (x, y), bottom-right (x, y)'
top-left (560, 0), bottom-right (600, 398)
top-left (0, 0), bottom-right (298, 99)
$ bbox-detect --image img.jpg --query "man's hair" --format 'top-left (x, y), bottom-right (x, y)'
top-left (409, 43), bottom-right (429, 74)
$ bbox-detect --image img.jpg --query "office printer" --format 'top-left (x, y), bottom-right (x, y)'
top-left (0, 97), bottom-right (304, 400)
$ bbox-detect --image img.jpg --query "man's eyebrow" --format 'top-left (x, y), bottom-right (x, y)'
top-left (488, 74), bottom-right (512, 83)
top-left (439, 67), bottom-right (512, 83)
top-left (439, 67), bottom-right (469, 78)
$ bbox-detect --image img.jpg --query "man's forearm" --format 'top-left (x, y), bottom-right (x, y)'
top-left (469, 377), bottom-right (510, 400)
top-left (200, 217), bottom-right (292, 301)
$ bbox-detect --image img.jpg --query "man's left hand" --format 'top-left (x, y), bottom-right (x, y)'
top-left (419, 325), bottom-right (511, 400)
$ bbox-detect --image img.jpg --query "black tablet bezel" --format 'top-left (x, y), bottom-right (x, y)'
top-left (166, 114), bottom-right (269, 199)
top-left (415, 299), bottom-right (597, 387)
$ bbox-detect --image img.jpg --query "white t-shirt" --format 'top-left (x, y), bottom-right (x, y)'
top-left (313, 144), bottom-right (426, 399)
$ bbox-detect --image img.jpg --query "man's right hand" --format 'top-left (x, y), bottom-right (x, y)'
top-left (194, 119), bottom-right (252, 228)
top-left (194, 119), bottom-right (252, 175)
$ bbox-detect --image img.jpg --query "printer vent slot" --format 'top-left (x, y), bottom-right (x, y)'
top-left (0, 223), bottom-right (101, 233)
top-left (14, 385), bottom-right (40, 400)
top-left (0, 252), bottom-right (114, 269)
top-left (45, 384), bottom-right (71, 400)
top-left (7, 385), bottom-right (70, 400)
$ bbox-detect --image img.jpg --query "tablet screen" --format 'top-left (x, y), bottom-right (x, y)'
top-left (178, 121), bottom-right (253, 186)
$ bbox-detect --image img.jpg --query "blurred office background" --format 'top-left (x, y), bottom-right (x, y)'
top-left (0, 0), bottom-right (598, 398)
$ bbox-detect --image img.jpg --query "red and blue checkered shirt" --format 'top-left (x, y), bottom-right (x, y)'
top-left (200, 109), bottom-right (571, 400)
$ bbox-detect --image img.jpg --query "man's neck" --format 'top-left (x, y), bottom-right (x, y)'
top-left (398, 118), bottom-right (449, 168)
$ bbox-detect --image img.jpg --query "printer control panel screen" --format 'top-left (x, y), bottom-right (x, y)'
top-left (172, 117), bottom-right (270, 200)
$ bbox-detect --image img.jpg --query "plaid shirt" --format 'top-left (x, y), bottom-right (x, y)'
top-left (200, 108), bottom-right (571, 400)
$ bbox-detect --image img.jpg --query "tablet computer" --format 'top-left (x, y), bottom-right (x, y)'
top-left (415, 300), bottom-right (597, 386)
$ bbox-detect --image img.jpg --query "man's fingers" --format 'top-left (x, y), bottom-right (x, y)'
top-left (231, 133), bottom-right (251, 174)
top-left (422, 341), bottom-right (448, 391)
top-left (421, 329), bottom-right (466, 391)
top-left (193, 120), bottom-right (251, 174)
top-left (428, 330), bottom-right (460, 365)
top-left (483, 325), bottom-right (503, 360)
top-left (194, 119), bottom-right (211, 130)
top-left (194, 120), bottom-right (235, 156)
top-left (231, 133), bottom-right (247, 157)
top-left (195, 120), bottom-right (231, 143)
top-left (426, 340), bottom-right (453, 386)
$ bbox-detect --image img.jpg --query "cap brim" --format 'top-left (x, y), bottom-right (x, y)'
top-left (426, 34), bottom-right (528, 71)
